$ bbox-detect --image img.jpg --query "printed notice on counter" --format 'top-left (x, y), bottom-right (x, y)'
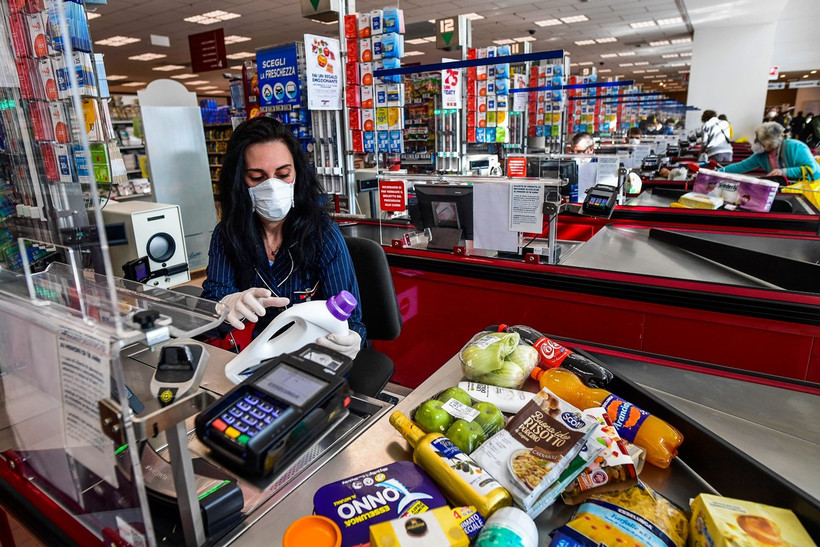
top-left (474, 183), bottom-right (518, 252)
top-left (379, 180), bottom-right (406, 212)
top-left (596, 156), bottom-right (620, 187)
top-left (509, 182), bottom-right (545, 233)
top-left (58, 321), bottom-right (117, 489)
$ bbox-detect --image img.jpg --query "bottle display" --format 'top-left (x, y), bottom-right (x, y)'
top-left (389, 411), bottom-right (512, 518)
top-left (531, 367), bottom-right (683, 469)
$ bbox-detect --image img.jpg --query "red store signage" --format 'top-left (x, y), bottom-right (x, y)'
top-left (379, 180), bottom-right (406, 212)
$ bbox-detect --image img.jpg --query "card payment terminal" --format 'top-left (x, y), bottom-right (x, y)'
top-left (194, 344), bottom-right (353, 476)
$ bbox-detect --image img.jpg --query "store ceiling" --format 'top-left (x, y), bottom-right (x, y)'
top-left (88, 0), bottom-right (818, 100)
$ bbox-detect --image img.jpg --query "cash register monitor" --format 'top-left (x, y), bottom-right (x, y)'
top-left (409, 184), bottom-right (474, 250)
top-left (528, 159), bottom-right (578, 197)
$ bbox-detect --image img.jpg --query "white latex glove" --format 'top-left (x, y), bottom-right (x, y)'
top-left (315, 330), bottom-right (362, 360)
top-left (216, 288), bottom-right (289, 330)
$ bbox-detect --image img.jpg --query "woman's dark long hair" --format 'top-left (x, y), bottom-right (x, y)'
top-left (217, 116), bottom-right (325, 288)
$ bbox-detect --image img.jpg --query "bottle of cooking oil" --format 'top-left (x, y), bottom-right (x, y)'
top-left (389, 411), bottom-right (511, 518)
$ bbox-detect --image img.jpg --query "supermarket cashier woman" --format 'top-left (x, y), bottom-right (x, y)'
top-left (201, 115), bottom-right (365, 358)
top-left (720, 122), bottom-right (820, 182)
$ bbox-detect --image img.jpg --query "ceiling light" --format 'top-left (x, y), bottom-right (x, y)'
top-left (406, 38), bottom-right (429, 45)
top-left (630, 20), bottom-right (656, 29)
top-left (106, 75), bottom-right (128, 81)
top-left (95, 36), bottom-right (141, 47)
top-left (662, 53), bottom-right (679, 58)
top-left (657, 17), bottom-right (683, 25)
top-left (404, 51), bottom-right (425, 56)
top-left (667, 62), bottom-right (688, 67)
top-left (534, 19), bottom-right (562, 27)
top-left (645, 69), bottom-right (659, 73)
top-left (633, 70), bottom-right (646, 74)
top-left (152, 64), bottom-right (186, 72)
top-left (128, 53), bottom-right (167, 61)
top-left (578, 62), bottom-right (593, 66)
top-left (618, 51), bottom-right (636, 57)
top-left (574, 40), bottom-right (596, 46)
top-left (598, 69), bottom-right (611, 73)
top-left (226, 52), bottom-right (255, 59)
top-left (461, 13), bottom-right (485, 20)
top-left (679, 51), bottom-right (692, 57)
top-left (619, 63), bottom-right (634, 67)
top-left (422, 36), bottom-right (437, 42)
top-left (183, 80), bottom-right (210, 85)
top-left (804, 74), bottom-right (810, 78)
top-left (560, 15), bottom-right (589, 23)
top-left (121, 82), bottom-right (147, 87)
top-left (184, 10), bottom-right (241, 25)
top-left (596, 37), bottom-right (617, 43)
top-left (643, 75), bottom-right (656, 78)
top-left (812, 70), bottom-right (817, 74)
top-left (171, 74), bottom-right (199, 79)
top-left (224, 35), bottom-right (251, 44)
top-left (649, 40), bottom-right (670, 47)
top-left (600, 53), bottom-right (618, 58)
top-left (679, 70), bottom-right (690, 74)
top-left (230, 65), bottom-right (243, 70)
top-left (196, 86), bottom-right (219, 90)
top-left (570, 62), bottom-right (578, 67)
top-left (514, 36), bottom-right (537, 42)
top-left (634, 61), bottom-right (649, 66)
top-left (312, 19), bottom-right (336, 25)
top-left (671, 37), bottom-right (692, 44)
top-left (87, 12), bottom-right (101, 20)
top-left (428, 19), bottom-right (436, 24)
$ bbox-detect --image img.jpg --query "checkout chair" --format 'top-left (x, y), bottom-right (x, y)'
top-left (343, 236), bottom-right (402, 399)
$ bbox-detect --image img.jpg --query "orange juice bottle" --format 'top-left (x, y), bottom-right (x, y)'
top-left (531, 367), bottom-right (683, 469)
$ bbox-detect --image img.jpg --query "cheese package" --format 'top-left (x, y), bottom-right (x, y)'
top-left (678, 192), bottom-right (724, 210)
top-left (689, 494), bottom-right (815, 547)
top-left (313, 461), bottom-right (447, 547)
top-left (370, 505), bottom-right (469, 547)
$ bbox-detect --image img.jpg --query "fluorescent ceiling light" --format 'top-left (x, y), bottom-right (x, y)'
top-left (662, 53), bottom-right (679, 58)
top-left (95, 36), bottom-right (140, 47)
top-left (534, 19), bottom-right (562, 27)
top-left (461, 13), bottom-right (484, 20)
top-left (634, 61), bottom-right (649, 66)
top-left (596, 37), bottom-right (617, 43)
top-left (643, 75), bottom-right (656, 78)
top-left (196, 86), bottom-right (219, 90)
top-left (183, 80), bottom-right (210, 85)
top-left (560, 15), bottom-right (589, 23)
top-left (679, 51), bottom-right (692, 57)
top-left (312, 19), bottom-right (336, 25)
top-left (657, 17), bottom-right (683, 25)
top-left (514, 36), bottom-right (537, 42)
top-left (633, 70), bottom-right (646, 74)
top-left (645, 69), bottom-right (659, 73)
top-left (152, 64), bottom-right (186, 71)
top-left (630, 20), bottom-right (656, 29)
top-left (667, 62), bottom-right (688, 67)
top-left (618, 51), bottom-right (636, 57)
top-left (226, 51), bottom-right (255, 59)
top-left (128, 53), bottom-right (167, 61)
top-left (121, 82), bottom-right (147, 87)
top-left (230, 65), bottom-right (243, 70)
top-left (171, 73), bottom-right (199, 79)
top-left (428, 19), bottom-right (436, 24)
top-left (106, 75), bottom-right (128, 81)
top-left (184, 10), bottom-right (241, 25)
top-left (574, 40), bottom-right (596, 46)
top-left (404, 51), bottom-right (425, 56)
top-left (812, 70), bottom-right (818, 74)
top-left (600, 53), bottom-right (617, 58)
top-left (224, 35), bottom-right (251, 44)
top-left (406, 38), bottom-right (428, 45)
top-left (649, 40), bottom-right (670, 47)
top-left (598, 69), bottom-right (611, 73)
top-left (619, 63), bottom-right (634, 67)
top-left (679, 70), bottom-right (690, 73)
top-left (671, 37), bottom-right (692, 44)
top-left (578, 62), bottom-right (593, 66)
top-left (422, 36), bottom-right (437, 42)
top-left (492, 39), bottom-right (516, 45)
top-left (87, 12), bottom-right (101, 20)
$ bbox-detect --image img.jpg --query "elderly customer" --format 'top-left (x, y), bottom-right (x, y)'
top-left (720, 122), bottom-right (820, 181)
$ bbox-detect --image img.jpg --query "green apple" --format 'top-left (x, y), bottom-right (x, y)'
top-left (414, 400), bottom-right (453, 434)
top-left (446, 419), bottom-right (486, 455)
top-left (437, 386), bottom-right (472, 407)
top-left (472, 402), bottom-right (505, 438)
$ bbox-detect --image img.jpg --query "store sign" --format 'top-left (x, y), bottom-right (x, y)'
top-left (257, 44), bottom-right (301, 107)
top-left (768, 65), bottom-right (779, 80)
top-left (379, 180), bottom-right (406, 212)
top-left (436, 16), bottom-right (466, 51)
top-left (768, 82), bottom-right (786, 90)
top-left (188, 28), bottom-right (227, 73)
top-left (441, 67), bottom-right (462, 109)
top-left (506, 157), bottom-right (528, 178)
top-left (304, 34), bottom-right (342, 110)
top-left (789, 80), bottom-right (820, 89)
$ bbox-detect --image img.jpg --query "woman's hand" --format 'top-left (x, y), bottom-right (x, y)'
top-left (217, 288), bottom-right (289, 329)
top-left (768, 168), bottom-right (784, 177)
top-left (316, 330), bottom-right (362, 360)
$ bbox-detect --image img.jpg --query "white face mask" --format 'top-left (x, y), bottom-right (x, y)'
top-left (629, 138), bottom-right (641, 145)
top-left (751, 141), bottom-right (764, 154)
top-left (248, 177), bottom-right (294, 221)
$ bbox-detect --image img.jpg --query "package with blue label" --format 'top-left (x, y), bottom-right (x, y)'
top-left (471, 388), bottom-right (598, 517)
top-left (313, 460), bottom-right (448, 547)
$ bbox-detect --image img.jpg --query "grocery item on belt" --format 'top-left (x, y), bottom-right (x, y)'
top-left (689, 494), bottom-right (815, 547)
top-left (549, 484), bottom-right (689, 547)
top-left (450, 506), bottom-right (486, 542)
top-left (474, 506), bottom-right (538, 547)
top-left (313, 461), bottom-right (448, 547)
top-left (369, 505), bottom-right (470, 546)
top-left (471, 388), bottom-right (599, 517)
top-left (390, 411), bottom-right (512, 519)
top-left (561, 407), bottom-right (638, 505)
top-left (460, 331), bottom-right (539, 389)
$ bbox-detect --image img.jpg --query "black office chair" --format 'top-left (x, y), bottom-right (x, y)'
top-left (344, 236), bottom-right (402, 398)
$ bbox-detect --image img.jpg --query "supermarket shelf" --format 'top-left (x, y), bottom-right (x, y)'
top-left (113, 192), bottom-right (152, 201)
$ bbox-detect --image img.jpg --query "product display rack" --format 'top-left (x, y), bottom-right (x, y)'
top-left (204, 122), bottom-right (232, 196)
top-left (109, 115), bottom-right (152, 199)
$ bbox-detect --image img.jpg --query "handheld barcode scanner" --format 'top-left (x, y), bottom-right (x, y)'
top-left (150, 344), bottom-right (208, 407)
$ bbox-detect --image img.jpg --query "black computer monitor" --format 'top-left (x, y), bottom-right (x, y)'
top-left (408, 184), bottom-right (474, 250)
top-left (527, 159), bottom-right (578, 197)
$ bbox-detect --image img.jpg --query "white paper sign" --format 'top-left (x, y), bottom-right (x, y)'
top-left (304, 34), bottom-right (342, 110)
top-left (576, 160), bottom-right (598, 203)
top-left (596, 156), bottom-right (620, 187)
top-left (510, 183), bottom-right (545, 233)
top-left (513, 73), bottom-right (528, 112)
top-left (441, 67), bottom-right (462, 109)
top-left (473, 183), bottom-right (519, 252)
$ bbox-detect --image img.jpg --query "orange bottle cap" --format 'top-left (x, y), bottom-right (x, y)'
top-left (283, 515), bottom-right (342, 547)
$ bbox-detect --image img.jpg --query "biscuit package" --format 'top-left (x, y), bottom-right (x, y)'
top-left (471, 388), bottom-right (598, 517)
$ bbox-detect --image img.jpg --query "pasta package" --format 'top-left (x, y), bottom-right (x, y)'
top-left (549, 484), bottom-right (688, 547)
top-left (471, 388), bottom-right (599, 517)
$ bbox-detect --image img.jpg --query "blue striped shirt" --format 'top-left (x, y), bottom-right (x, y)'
top-left (201, 216), bottom-right (365, 343)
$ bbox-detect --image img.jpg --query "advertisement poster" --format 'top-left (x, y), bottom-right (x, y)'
top-left (304, 34), bottom-right (341, 110)
top-left (257, 44), bottom-right (301, 107)
top-left (441, 67), bottom-right (462, 109)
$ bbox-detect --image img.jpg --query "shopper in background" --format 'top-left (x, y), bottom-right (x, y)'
top-left (660, 118), bottom-right (677, 135)
top-left (717, 114), bottom-right (733, 140)
top-left (764, 107), bottom-right (788, 128)
top-left (626, 127), bottom-right (642, 144)
top-left (694, 110), bottom-right (733, 164)
top-left (790, 111), bottom-right (806, 139)
top-left (570, 132), bottom-right (595, 154)
top-left (720, 122), bottom-right (820, 181)
top-left (201, 115), bottom-right (365, 358)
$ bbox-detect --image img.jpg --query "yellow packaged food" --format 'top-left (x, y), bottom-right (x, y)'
top-left (370, 505), bottom-right (469, 546)
top-left (690, 494), bottom-right (816, 547)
